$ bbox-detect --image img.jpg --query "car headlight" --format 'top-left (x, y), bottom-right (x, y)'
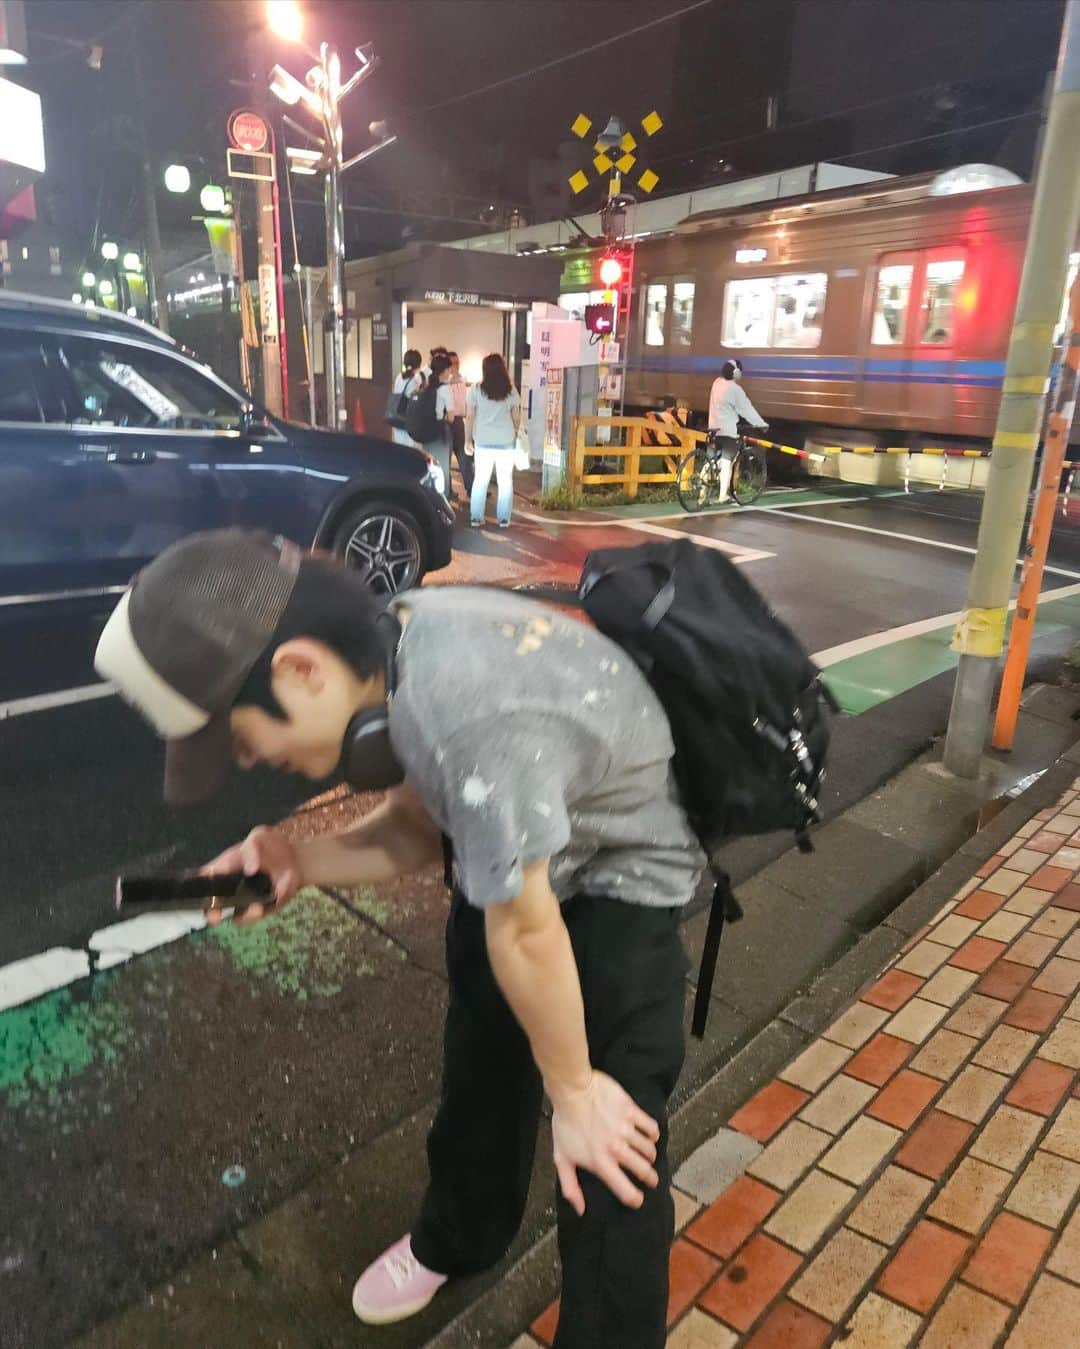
top-left (424, 457), bottom-right (446, 496)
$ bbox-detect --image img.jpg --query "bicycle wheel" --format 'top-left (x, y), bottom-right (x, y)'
top-left (676, 449), bottom-right (722, 512)
top-left (731, 447), bottom-right (767, 506)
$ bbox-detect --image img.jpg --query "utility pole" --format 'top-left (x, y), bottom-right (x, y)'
top-left (132, 33), bottom-right (168, 335)
top-left (943, 0), bottom-right (1080, 777)
top-left (268, 20), bottom-right (396, 431)
top-left (249, 29), bottom-right (285, 418)
top-left (992, 272), bottom-right (1080, 750)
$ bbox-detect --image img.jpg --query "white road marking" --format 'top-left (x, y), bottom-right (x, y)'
top-left (0, 948), bottom-right (92, 1012)
top-left (759, 506), bottom-right (1080, 581)
top-left (812, 580), bottom-right (1080, 667)
top-left (610, 518), bottom-right (775, 563)
top-left (0, 911), bottom-right (211, 1013)
top-left (515, 506), bottom-right (775, 562)
top-left (0, 681), bottom-right (116, 721)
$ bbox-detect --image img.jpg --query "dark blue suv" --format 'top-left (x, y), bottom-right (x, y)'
top-left (0, 293), bottom-right (454, 608)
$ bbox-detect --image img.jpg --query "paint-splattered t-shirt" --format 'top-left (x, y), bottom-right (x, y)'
top-left (389, 586), bottom-right (706, 908)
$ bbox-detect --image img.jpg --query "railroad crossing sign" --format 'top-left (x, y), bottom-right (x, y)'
top-left (567, 110), bottom-right (663, 199)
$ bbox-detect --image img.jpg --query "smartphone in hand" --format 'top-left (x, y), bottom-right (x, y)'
top-left (115, 871), bottom-right (274, 916)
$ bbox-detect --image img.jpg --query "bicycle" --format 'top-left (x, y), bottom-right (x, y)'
top-left (675, 428), bottom-right (768, 512)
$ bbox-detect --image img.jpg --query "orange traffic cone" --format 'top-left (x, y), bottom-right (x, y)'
top-left (353, 400), bottom-right (365, 433)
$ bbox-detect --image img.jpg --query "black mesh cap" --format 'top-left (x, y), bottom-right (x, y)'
top-left (94, 529), bottom-right (303, 803)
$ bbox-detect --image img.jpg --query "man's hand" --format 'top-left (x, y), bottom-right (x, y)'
top-left (202, 825), bottom-right (302, 927)
top-left (551, 1071), bottom-right (660, 1216)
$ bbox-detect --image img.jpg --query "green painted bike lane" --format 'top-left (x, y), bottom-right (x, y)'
top-left (821, 587), bottom-right (1080, 714)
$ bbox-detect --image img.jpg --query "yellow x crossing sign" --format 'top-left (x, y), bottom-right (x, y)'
top-left (568, 110), bottom-right (663, 198)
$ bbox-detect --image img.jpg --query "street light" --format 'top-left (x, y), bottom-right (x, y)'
top-left (266, 0), bottom-right (302, 43)
top-left (98, 278), bottom-right (114, 296)
top-left (199, 183), bottom-right (226, 214)
top-left (71, 292), bottom-right (82, 304)
top-left (163, 163), bottom-right (191, 193)
top-left (269, 63), bottom-right (317, 112)
top-left (269, 23), bottom-right (397, 429)
top-left (82, 271), bottom-right (95, 287)
top-left (101, 240), bottom-right (119, 261)
top-left (123, 252), bottom-right (142, 272)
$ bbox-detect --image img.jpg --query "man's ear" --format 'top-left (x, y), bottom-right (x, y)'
top-left (270, 639), bottom-right (328, 695)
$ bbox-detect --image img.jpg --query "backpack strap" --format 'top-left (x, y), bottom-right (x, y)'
top-left (442, 833), bottom-right (454, 890)
top-left (691, 868), bottom-right (743, 1039)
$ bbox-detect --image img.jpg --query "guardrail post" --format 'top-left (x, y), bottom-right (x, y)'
top-left (627, 421), bottom-right (641, 499)
top-left (570, 417), bottom-right (584, 493)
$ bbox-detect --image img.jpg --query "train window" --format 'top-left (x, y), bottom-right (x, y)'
top-left (672, 282), bottom-right (695, 348)
top-left (723, 277), bottom-right (773, 347)
top-left (872, 264), bottom-right (914, 345)
top-left (920, 259), bottom-right (965, 344)
top-left (644, 283), bottom-right (668, 346)
top-left (772, 273), bottom-right (827, 348)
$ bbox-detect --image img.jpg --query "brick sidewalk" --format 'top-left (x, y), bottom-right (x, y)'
top-left (514, 780), bottom-right (1080, 1348)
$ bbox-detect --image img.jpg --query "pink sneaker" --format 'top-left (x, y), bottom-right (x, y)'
top-left (351, 1234), bottom-right (447, 1325)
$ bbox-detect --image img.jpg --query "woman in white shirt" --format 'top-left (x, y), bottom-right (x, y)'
top-left (465, 353), bottom-right (521, 529)
top-left (391, 349), bottom-right (423, 448)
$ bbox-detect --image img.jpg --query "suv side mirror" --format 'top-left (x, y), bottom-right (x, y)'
top-left (241, 407), bottom-right (277, 440)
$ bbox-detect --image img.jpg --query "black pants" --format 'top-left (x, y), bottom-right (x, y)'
top-left (411, 889), bottom-right (688, 1349)
top-left (450, 417), bottom-right (474, 494)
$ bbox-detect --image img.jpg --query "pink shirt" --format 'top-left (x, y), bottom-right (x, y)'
top-left (447, 373), bottom-right (470, 419)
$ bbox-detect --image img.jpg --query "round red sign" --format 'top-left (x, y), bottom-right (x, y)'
top-left (228, 109), bottom-right (269, 154)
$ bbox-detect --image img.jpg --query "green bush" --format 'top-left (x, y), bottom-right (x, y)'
top-left (539, 481), bottom-right (677, 511)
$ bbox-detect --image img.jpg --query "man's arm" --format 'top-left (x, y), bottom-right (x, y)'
top-left (296, 783), bottom-right (444, 885)
top-left (484, 860), bottom-right (660, 1214)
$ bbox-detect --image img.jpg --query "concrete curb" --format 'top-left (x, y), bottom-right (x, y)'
top-left (425, 714), bottom-right (1080, 1348)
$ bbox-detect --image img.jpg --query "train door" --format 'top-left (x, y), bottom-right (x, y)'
top-left (912, 248), bottom-right (968, 427)
top-left (862, 251), bottom-right (918, 422)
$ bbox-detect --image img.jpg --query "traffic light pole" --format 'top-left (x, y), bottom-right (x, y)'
top-left (943, 0), bottom-right (1080, 778)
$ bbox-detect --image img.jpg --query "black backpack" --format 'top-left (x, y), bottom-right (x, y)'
top-left (384, 383), bottom-right (411, 430)
top-left (404, 380), bottom-right (440, 444)
top-left (579, 538), bottom-right (835, 1037)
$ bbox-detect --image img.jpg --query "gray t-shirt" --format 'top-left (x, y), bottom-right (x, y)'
top-left (388, 587), bottom-right (705, 909)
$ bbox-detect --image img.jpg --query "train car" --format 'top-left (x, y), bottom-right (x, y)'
top-left (623, 169), bottom-right (1080, 450)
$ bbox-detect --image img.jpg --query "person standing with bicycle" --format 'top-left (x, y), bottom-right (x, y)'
top-left (708, 358), bottom-right (768, 502)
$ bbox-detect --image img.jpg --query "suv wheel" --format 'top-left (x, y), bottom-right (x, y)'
top-left (332, 500), bottom-right (426, 596)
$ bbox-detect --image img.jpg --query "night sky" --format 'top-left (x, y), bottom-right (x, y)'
top-left (14, 0), bottom-right (1068, 278)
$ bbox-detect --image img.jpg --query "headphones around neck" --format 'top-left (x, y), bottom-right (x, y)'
top-left (339, 609), bottom-right (406, 792)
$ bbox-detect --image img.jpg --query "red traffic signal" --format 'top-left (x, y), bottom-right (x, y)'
top-left (599, 256), bottom-right (624, 288)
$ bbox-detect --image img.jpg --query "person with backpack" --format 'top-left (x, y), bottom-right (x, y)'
top-left (387, 349), bottom-right (423, 448)
top-left (405, 351), bottom-right (453, 500)
top-left (465, 353), bottom-right (522, 529)
top-left (93, 528), bottom-right (712, 1349)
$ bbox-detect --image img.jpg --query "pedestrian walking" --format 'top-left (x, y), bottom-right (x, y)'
top-left (445, 351), bottom-right (474, 501)
top-left (95, 527), bottom-right (705, 1349)
top-left (389, 349), bottom-right (423, 448)
top-left (466, 353), bottom-right (522, 529)
top-left (405, 351), bottom-right (453, 500)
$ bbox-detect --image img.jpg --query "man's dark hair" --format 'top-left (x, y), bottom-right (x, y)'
top-left (234, 555), bottom-right (383, 720)
top-left (430, 345), bottom-right (448, 359)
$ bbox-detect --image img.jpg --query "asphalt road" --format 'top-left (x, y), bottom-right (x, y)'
top-left (1, 482), bottom-right (1078, 1348)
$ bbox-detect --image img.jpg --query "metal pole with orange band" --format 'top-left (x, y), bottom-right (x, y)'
top-left (992, 274), bottom-right (1080, 751)
top-left (943, 0), bottom-right (1080, 777)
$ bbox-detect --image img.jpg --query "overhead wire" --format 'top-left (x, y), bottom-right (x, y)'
top-left (653, 55), bottom-right (1052, 170)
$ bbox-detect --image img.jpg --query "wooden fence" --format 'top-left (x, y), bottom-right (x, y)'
top-left (567, 416), bottom-right (705, 499)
